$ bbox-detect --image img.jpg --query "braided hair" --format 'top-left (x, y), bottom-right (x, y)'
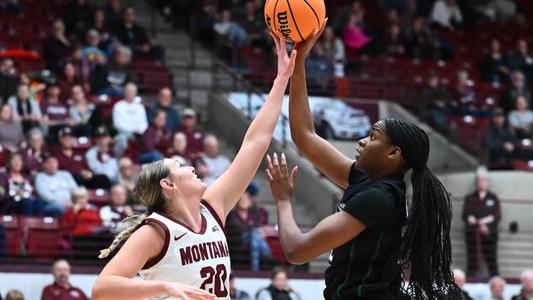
top-left (383, 119), bottom-right (462, 299)
top-left (99, 160), bottom-right (169, 259)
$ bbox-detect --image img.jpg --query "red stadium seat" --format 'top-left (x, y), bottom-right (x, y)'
top-left (0, 215), bottom-right (23, 257)
top-left (19, 216), bottom-right (62, 259)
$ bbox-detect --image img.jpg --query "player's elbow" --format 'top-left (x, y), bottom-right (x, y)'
top-left (285, 248), bottom-right (310, 265)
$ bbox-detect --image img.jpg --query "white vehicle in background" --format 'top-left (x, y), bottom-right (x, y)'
top-left (312, 99), bottom-right (371, 140)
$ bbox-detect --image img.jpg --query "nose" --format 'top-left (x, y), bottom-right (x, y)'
top-left (358, 137), bottom-right (368, 148)
top-left (190, 167), bottom-right (196, 174)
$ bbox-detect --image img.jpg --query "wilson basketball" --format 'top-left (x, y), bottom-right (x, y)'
top-left (264, 0), bottom-right (326, 43)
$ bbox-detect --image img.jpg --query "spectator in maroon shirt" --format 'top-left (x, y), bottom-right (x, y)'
top-left (462, 168), bottom-right (501, 277)
top-left (166, 132), bottom-right (192, 166)
top-left (57, 62), bottom-right (81, 103)
top-left (21, 129), bottom-right (47, 176)
top-left (41, 259), bottom-right (88, 300)
top-left (41, 85), bottom-right (71, 145)
top-left (138, 110), bottom-right (171, 164)
top-left (178, 108), bottom-right (205, 159)
top-left (52, 127), bottom-right (111, 189)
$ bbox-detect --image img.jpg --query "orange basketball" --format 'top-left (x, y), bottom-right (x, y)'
top-left (264, 0), bottom-right (326, 43)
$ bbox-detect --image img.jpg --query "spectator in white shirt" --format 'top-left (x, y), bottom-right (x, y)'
top-left (112, 83), bottom-right (148, 155)
top-left (86, 126), bottom-right (119, 182)
top-left (508, 95), bottom-right (533, 139)
top-left (202, 135), bottom-right (231, 186)
top-left (431, 0), bottom-right (463, 29)
top-left (35, 153), bottom-right (78, 216)
top-left (487, 276), bottom-right (506, 300)
top-left (99, 184), bottom-right (133, 233)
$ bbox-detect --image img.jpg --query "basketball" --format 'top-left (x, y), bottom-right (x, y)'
top-left (264, 0), bottom-right (326, 43)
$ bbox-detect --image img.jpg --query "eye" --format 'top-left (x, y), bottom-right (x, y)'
top-left (370, 134), bottom-right (376, 141)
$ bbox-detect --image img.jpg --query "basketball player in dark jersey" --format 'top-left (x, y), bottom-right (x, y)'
top-left (264, 21), bottom-right (463, 300)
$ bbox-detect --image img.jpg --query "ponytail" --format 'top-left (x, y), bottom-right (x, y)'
top-left (400, 166), bottom-right (462, 299)
top-left (98, 213), bottom-right (148, 259)
top-left (383, 119), bottom-right (462, 299)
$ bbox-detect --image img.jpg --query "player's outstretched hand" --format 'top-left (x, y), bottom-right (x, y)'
top-left (269, 30), bottom-right (297, 81)
top-left (163, 282), bottom-right (217, 300)
top-left (266, 152), bottom-right (298, 203)
top-left (294, 18), bottom-right (328, 61)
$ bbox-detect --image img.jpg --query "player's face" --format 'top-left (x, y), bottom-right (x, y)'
top-left (164, 158), bottom-right (206, 195)
top-left (354, 121), bottom-right (394, 174)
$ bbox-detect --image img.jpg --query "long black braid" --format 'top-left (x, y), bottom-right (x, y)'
top-left (383, 119), bottom-right (463, 299)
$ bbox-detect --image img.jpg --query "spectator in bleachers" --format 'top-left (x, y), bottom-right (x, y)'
top-left (451, 70), bottom-right (479, 115)
top-left (99, 184), bottom-right (133, 234)
top-left (112, 83), bottom-right (148, 155)
top-left (379, 23), bottom-right (406, 58)
top-left (40, 85), bottom-right (70, 144)
top-left (430, 0), bottom-right (463, 30)
top-left (511, 269), bottom-right (533, 300)
top-left (7, 84), bottom-right (42, 134)
top-left (41, 259), bottom-right (88, 300)
top-left (321, 26), bottom-right (346, 78)
top-left (227, 191), bottom-right (270, 272)
top-left (117, 157), bottom-right (138, 200)
top-left (166, 132), bottom-right (192, 166)
top-left (0, 152), bottom-right (44, 215)
top-left (61, 186), bottom-right (102, 237)
top-left (62, 0), bottom-right (92, 39)
top-left (305, 44), bottom-right (334, 95)
top-left (0, 104), bottom-right (23, 152)
top-left (487, 276), bottom-right (506, 300)
top-left (332, 1), bottom-right (365, 34)
top-left (114, 6), bottom-right (164, 60)
top-left (485, 107), bottom-right (517, 166)
top-left (69, 47), bottom-right (92, 92)
top-left (506, 39), bottom-right (533, 79)
top-left (462, 169), bottom-right (501, 277)
top-left (52, 127), bottom-right (111, 189)
top-left (35, 153), bottom-right (77, 216)
top-left (342, 13), bottom-right (370, 52)
top-left (148, 87), bottom-right (181, 131)
top-left (22, 129), bottom-right (46, 176)
top-left (178, 108), bottom-right (205, 159)
top-left (86, 126), bottom-right (119, 183)
top-left (256, 267), bottom-right (300, 300)
top-left (57, 62), bottom-right (81, 103)
top-left (229, 273), bottom-right (252, 300)
top-left (421, 71), bottom-right (454, 137)
top-left (202, 135), bottom-right (231, 186)
top-left (103, 0), bottom-right (122, 29)
top-left (0, 58), bottom-right (18, 104)
top-left (92, 46), bottom-right (133, 96)
top-left (4, 290), bottom-right (24, 300)
top-left (0, 0), bottom-right (22, 15)
top-left (83, 29), bottom-right (108, 71)
top-left (500, 70), bottom-right (532, 114)
top-left (480, 39), bottom-right (510, 84)
top-left (403, 17), bottom-right (439, 60)
top-left (240, 1), bottom-right (265, 48)
top-left (43, 19), bottom-right (73, 72)
top-left (449, 269), bottom-right (473, 300)
top-left (90, 8), bottom-right (116, 55)
top-left (213, 10), bottom-right (247, 47)
top-left (139, 110), bottom-right (170, 164)
top-left (508, 95), bottom-right (533, 139)
top-left (69, 85), bottom-right (100, 137)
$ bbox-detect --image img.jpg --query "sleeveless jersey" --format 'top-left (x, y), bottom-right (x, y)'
top-left (138, 201), bottom-right (231, 300)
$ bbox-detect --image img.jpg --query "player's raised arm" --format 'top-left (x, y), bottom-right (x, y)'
top-left (202, 31), bottom-right (297, 221)
top-left (289, 19), bottom-right (354, 189)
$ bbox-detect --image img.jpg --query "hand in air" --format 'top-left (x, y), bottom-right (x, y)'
top-left (164, 282), bottom-right (217, 300)
top-left (266, 153), bottom-right (298, 203)
top-left (269, 31), bottom-right (297, 80)
top-left (294, 18), bottom-right (328, 60)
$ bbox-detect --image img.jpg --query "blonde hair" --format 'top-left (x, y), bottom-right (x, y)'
top-left (99, 160), bottom-right (170, 259)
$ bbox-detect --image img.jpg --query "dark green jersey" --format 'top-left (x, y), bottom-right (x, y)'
top-left (324, 164), bottom-right (406, 300)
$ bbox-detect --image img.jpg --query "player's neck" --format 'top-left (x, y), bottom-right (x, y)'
top-left (165, 197), bottom-right (203, 232)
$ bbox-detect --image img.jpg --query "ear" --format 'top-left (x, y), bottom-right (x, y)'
top-left (160, 178), bottom-right (174, 190)
top-left (388, 146), bottom-right (402, 160)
